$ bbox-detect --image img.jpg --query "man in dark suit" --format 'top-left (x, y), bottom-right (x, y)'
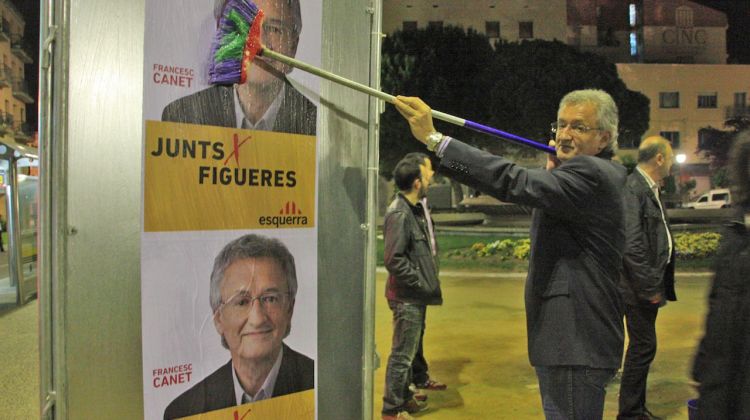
top-left (161, 0), bottom-right (316, 135)
top-left (395, 89), bottom-right (627, 419)
top-left (164, 234), bottom-right (314, 419)
top-left (618, 136), bottom-right (676, 420)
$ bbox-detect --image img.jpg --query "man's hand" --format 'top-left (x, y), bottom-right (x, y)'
top-left (648, 293), bottom-right (663, 305)
top-left (394, 96), bottom-right (437, 144)
top-left (546, 140), bottom-right (561, 170)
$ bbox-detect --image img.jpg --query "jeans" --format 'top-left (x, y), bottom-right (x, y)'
top-left (411, 309), bottom-right (429, 385)
top-left (618, 302), bottom-right (659, 419)
top-left (535, 365), bottom-right (616, 420)
top-left (382, 301), bottom-right (426, 415)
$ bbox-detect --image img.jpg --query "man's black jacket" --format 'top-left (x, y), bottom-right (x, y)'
top-left (383, 193), bottom-right (443, 305)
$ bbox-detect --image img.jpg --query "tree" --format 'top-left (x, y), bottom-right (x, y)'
top-left (380, 26), bottom-right (495, 178)
top-left (379, 29), bottom-right (650, 176)
top-left (696, 117), bottom-right (750, 187)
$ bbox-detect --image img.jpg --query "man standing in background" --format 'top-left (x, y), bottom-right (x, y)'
top-left (618, 136), bottom-right (676, 420)
top-left (382, 154), bottom-right (444, 420)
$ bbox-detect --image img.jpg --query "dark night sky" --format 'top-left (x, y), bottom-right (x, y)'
top-left (692, 0), bottom-right (750, 64)
top-left (8, 0), bottom-right (750, 130)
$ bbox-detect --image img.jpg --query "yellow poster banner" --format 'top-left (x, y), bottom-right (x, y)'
top-left (144, 121), bottom-right (316, 231)
top-left (178, 390), bottom-right (314, 420)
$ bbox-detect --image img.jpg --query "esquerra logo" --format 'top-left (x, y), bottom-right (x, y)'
top-left (258, 201), bottom-right (309, 227)
top-left (150, 134), bottom-right (297, 187)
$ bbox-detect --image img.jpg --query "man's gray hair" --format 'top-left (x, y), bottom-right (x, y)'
top-left (209, 234), bottom-right (298, 314)
top-left (559, 89), bottom-right (619, 156)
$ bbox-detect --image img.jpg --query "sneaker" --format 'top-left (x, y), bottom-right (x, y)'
top-left (415, 378), bottom-right (447, 390)
top-left (403, 397), bottom-right (428, 414)
top-left (382, 412), bottom-right (415, 420)
top-left (412, 390), bottom-right (428, 402)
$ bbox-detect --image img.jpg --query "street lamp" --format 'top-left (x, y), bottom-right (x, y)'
top-left (676, 153), bottom-right (686, 164)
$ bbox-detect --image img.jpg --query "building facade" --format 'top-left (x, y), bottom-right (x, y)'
top-left (0, 0), bottom-right (32, 144)
top-left (617, 63), bottom-right (750, 195)
top-left (382, 0), bottom-right (568, 44)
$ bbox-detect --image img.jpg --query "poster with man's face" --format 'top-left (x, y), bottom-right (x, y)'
top-left (141, 1), bottom-right (321, 419)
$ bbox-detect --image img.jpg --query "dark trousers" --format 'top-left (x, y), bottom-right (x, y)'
top-left (536, 365), bottom-right (616, 419)
top-left (411, 310), bottom-right (429, 385)
top-left (618, 302), bottom-right (659, 419)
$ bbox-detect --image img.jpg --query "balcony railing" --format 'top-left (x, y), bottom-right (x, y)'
top-left (13, 122), bottom-right (29, 140)
top-left (11, 39), bottom-right (32, 64)
top-left (726, 105), bottom-right (750, 119)
top-left (12, 79), bottom-right (34, 104)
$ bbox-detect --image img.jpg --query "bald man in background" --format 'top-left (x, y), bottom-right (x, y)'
top-left (617, 136), bottom-right (677, 420)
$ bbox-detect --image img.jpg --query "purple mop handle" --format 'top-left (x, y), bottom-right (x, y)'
top-left (429, 108), bottom-right (554, 154)
top-left (463, 120), bottom-right (556, 154)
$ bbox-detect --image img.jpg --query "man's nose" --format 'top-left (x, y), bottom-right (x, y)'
top-left (245, 299), bottom-right (268, 324)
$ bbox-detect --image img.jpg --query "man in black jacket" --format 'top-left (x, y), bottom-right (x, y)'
top-left (164, 234), bottom-right (313, 419)
top-left (395, 89), bottom-right (626, 419)
top-left (382, 154), bottom-right (443, 420)
top-left (692, 129), bottom-right (750, 419)
top-left (618, 136), bottom-right (676, 420)
top-left (161, 0), bottom-right (317, 135)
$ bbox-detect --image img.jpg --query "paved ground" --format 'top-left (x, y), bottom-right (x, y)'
top-left (1, 264), bottom-right (712, 419)
top-left (373, 270), bottom-right (711, 419)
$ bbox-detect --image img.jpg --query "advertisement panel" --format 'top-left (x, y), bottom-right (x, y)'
top-left (141, 0), bottom-right (321, 418)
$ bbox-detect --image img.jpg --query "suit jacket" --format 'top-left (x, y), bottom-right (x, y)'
top-left (619, 170), bottom-right (676, 306)
top-left (439, 139), bottom-right (627, 369)
top-left (161, 80), bottom-right (317, 135)
top-left (163, 344), bottom-right (314, 420)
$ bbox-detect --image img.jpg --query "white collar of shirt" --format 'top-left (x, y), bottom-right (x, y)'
top-left (232, 346), bottom-right (284, 405)
top-left (233, 83), bottom-right (286, 131)
top-left (636, 166), bottom-right (659, 198)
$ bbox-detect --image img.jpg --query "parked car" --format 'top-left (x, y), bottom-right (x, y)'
top-left (684, 189), bottom-right (732, 209)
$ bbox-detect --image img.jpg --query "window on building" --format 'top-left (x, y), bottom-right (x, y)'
top-left (659, 92), bottom-right (680, 108)
top-left (427, 21), bottom-right (443, 30)
top-left (629, 32), bottom-right (638, 56)
top-left (660, 131), bottom-right (681, 148)
top-left (629, 4), bottom-right (637, 27)
top-left (486, 21), bottom-right (500, 38)
top-left (675, 6), bottom-right (694, 28)
top-left (734, 92), bottom-right (747, 107)
top-left (519, 21), bottom-right (533, 39)
top-left (697, 92), bottom-right (717, 109)
top-left (402, 21), bottom-right (417, 31)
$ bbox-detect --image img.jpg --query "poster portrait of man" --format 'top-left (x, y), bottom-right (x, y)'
top-left (159, 0), bottom-right (317, 135)
top-left (163, 234), bottom-right (314, 419)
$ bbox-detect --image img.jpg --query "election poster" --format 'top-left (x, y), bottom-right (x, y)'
top-left (141, 0), bottom-right (321, 418)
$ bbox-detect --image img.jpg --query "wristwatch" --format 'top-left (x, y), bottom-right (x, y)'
top-left (425, 131), bottom-right (444, 152)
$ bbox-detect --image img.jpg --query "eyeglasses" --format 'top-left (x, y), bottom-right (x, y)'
top-left (220, 291), bottom-right (290, 317)
top-left (550, 121), bottom-right (601, 137)
top-left (261, 22), bottom-right (299, 44)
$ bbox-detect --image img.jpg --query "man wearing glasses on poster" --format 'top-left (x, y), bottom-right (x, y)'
top-left (164, 234), bottom-right (313, 419)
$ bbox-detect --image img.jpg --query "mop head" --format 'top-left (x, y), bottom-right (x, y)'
top-left (208, 0), bottom-right (265, 85)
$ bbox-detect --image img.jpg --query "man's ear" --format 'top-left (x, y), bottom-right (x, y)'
top-left (412, 177), bottom-right (421, 192)
top-left (213, 310), bottom-right (224, 335)
top-left (655, 152), bottom-right (665, 166)
top-left (598, 132), bottom-right (611, 151)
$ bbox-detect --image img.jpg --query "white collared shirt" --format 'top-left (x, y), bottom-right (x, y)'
top-left (636, 166), bottom-right (673, 262)
top-left (232, 346), bottom-right (284, 405)
top-left (233, 83), bottom-right (286, 131)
